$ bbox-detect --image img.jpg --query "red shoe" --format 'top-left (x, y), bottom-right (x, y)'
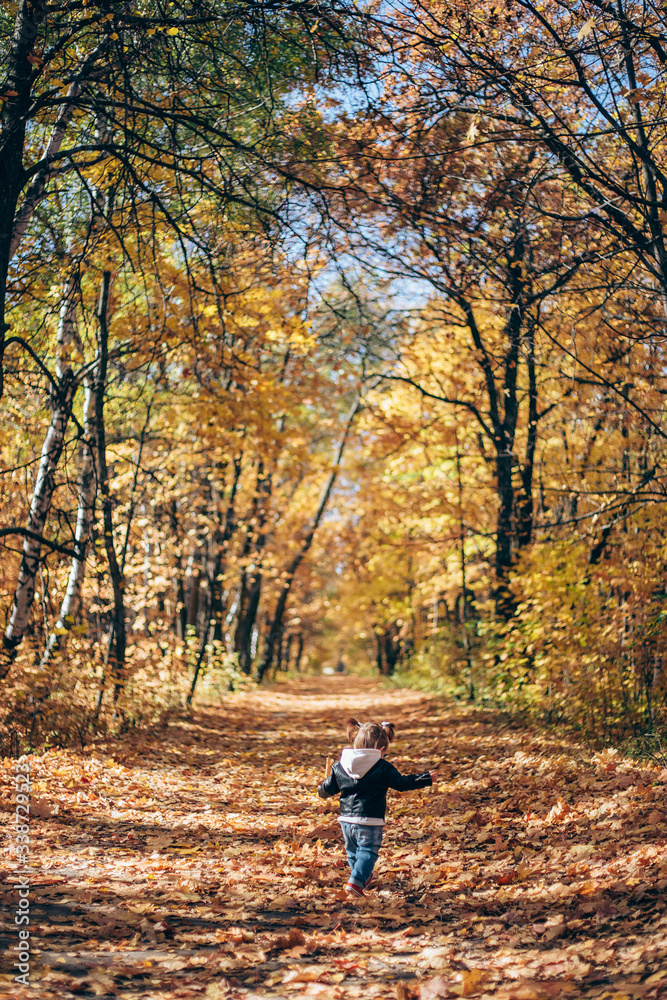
top-left (345, 881), bottom-right (364, 897)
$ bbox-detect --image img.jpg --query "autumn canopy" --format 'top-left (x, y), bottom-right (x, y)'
top-left (1, 0), bottom-right (667, 743)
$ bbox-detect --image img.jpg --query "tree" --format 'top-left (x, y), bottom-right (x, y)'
top-left (0, 0), bottom-right (359, 395)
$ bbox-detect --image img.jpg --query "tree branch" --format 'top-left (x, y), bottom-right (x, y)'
top-left (0, 528), bottom-right (78, 558)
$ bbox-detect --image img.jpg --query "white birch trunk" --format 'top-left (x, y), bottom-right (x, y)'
top-left (4, 283), bottom-right (78, 652)
top-left (9, 81), bottom-right (81, 259)
top-left (10, 36), bottom-right (113, 259)
top-left (39, 376), bottom-right (95, 667)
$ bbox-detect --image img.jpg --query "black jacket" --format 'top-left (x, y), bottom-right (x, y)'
top-left (317, 756), bottom-right (432, 823)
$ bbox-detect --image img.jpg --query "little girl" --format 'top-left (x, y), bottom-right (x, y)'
top-left (318, 718), bottom-right (437, 897)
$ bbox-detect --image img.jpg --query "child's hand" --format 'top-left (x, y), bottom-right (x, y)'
top-left (429, 771), bottom-right (439, 783)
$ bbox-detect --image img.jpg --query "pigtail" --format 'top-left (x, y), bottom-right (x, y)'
top-left (347, 718), bottom-right (361, 741)
top-left (349, 719), bottom-right (395, 750)
top-left (381, 721), bottom-right (396, 742)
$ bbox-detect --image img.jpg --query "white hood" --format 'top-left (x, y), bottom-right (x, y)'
top-left (340, 748), bottom-right (381, 779)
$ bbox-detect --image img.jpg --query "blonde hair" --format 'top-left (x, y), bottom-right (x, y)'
top-left (347, 718), bottom-right (395, 750)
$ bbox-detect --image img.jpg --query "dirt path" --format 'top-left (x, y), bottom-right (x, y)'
top-left (1, 676), bottom-right (667, 999)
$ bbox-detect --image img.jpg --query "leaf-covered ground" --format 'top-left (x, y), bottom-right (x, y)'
top-left (1, 677), bottom-right (667, 1000)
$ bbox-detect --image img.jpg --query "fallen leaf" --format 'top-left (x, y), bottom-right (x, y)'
top-left (31, 797), bottom-right (58, 818)
top-left (459, 969), bottom-right (489, 995)
top-left (547, 798), bottom-right (571, 823)
top-left (421, 975), bottom-right (454, 999)
top-left (283, 966), bottom-right (324, 983)
top-left (268, 893), bottom-right (300, 910)
top-left (140, 917), bottom-right (157, 945)
top-left (272, 927), bottom-right (306, 950)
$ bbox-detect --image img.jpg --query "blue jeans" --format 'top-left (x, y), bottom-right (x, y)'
top-left (340, 822), bottom-right (383, 890)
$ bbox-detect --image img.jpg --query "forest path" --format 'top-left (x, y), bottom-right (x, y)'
top-left (1, 676), bottom-right (667, 999)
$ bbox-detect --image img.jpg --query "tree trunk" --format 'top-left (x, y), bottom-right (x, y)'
top-left (294, 633), bottom-right (304, 672)
top-left (235, 573), bottom-right (263, 674)
top-left (187, 452), bottom-right (243, 703)
top-left (494, 234), bottom-right (525, 617)
top-left (94, 272), bottom-right (126, 704)
top-left (0, 0), bottom-right (48, 395)
top-left (376, 626), bottom-right (399, 677)
top-left (211, 453), bottom-right (242, 642)
top-left (284, 633), bottom-right (295, 672)
top-left (186, 587), bottom-right (213, 707)
top-left (375, 628), bottom-right (384, 675)
top-left (171, 500), bottom-right (187, 640)
top-left (495, 448), bottom-right (515, 617)
top-left (185, 562), bottom-right (202, 630)
top-left (456, 441), bottom-right (474, 700)
top-left (517, 320), bottom-right (538, 548)
top-left (454, 251), bottom-right (525, 620)
top-left (2, 278), bottom-right (79, 665)
top-left (9, 36), bottom-right (112, 260)
top-left (39, 375), bottom-right (96, 668)
top-left (234, 461), bottom-right (270, 674)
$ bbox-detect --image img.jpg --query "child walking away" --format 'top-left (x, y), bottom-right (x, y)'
top-left (317, 718), bottom-right (437, 898)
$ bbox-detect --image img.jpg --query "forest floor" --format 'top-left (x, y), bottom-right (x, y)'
top-left (1, 676), bottom-right (667, 1000)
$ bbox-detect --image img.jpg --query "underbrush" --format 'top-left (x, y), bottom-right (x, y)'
top-left (194, 648), bottom-right (256, 701)
top-left (617, 732), bottom-right (667, 766)
top-left (0, 630), bottom-right (282, 755)
top-left (1, 635), bottom-right (192, 755)
top-left (389, 615), bottom-right (667, 748)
